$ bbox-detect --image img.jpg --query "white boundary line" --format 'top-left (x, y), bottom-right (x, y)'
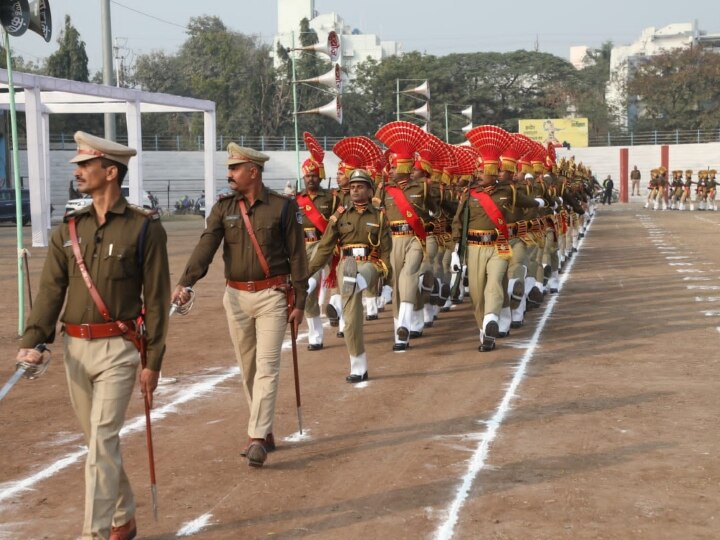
top-left (434, 214), bottom-right (593, 540)
top-left (0, 324), bottom-right (322, 508)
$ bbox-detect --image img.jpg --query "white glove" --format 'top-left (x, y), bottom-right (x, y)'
top-left (534, 197), bottom-right (546, 208)
top-left (451, 251), bottom-right (462, 273)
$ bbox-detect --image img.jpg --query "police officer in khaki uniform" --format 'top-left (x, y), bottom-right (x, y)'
top-left (375, 121), bottom-right (435, 351)
top-left (296, 154), bottom-right (339, 350)
top-left (456, 126), bottom-right (544, 352)
top-left (17, 132), bottom-right (170, 540)
top-left (172, 143), bottom-right (308, 468)
top-left (308, 169), bottom-right (393, 382)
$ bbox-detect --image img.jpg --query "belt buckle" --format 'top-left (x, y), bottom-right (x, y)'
top-left (246, 281), bottom-right (256, 292)
top-left (80, 323), bottom-right (92, 339)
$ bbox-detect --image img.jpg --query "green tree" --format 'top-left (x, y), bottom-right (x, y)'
top-left (568, 41), bottom-right (614, 135)
top-left (45, 15), bottom-right (89, 82)
top-left (44, 16), bottom-right (100, 137)
top-left (627, 45), bottom-right (720, 131)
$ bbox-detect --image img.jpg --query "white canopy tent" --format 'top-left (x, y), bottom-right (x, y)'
top-left (0, 69), bottom-right (216, 246)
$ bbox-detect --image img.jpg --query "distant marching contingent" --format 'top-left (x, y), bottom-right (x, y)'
top-left (644, 166), bottom-right (718, 211)
top-left (296, 122), bottom-right (601, 382)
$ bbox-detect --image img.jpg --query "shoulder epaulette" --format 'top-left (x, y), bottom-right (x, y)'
top-left (218, 191), bottom-right (235, 201)
top-left (128, 204), bottom-right (161, 220)
top-left (63, 205), bottom-right (91, 222)
top-left (328, 205), bottom-right (346, 224)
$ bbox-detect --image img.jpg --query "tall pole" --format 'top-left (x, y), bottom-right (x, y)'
top-left (444, 104), bottom-right (450, 143)
top-left (396, 79), bottom-right (400, 121)
top-left (291, 31), bottom-right (301, 192)
top-left (4, 31), bottom-right (25, 335)
top-left (101, 0), bottom-right (116, 140)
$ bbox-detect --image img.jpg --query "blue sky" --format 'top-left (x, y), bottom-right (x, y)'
top-left (10, 0), bottom-right (720, 74)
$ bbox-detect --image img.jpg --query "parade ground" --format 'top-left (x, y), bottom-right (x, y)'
top-left (1, 201), bottom-right (719, 539)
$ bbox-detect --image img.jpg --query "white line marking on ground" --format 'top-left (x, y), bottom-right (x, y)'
top-left (669, 263), bottom-right (693, 266)
top-left (0, 369), bottom-right (239, 505)
top-left (702, 311), bottom-right (720, 317)
top-left (0, 318), bottom-right (329, 513)
top-left (177, 514), bottom-right (214, 537)
top-left (688, 285), bottom-right (720, 290)
top-left (684, 277), bottom-right (710, 281)
top-left (677, 269), bottom-right (704, 273)
top-left (434, 218), bottom-right (589, 540)
top-left (666, 256), bottom-right (689, 260)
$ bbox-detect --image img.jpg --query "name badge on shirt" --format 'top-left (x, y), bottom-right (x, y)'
top-left (224, 215), bottom-right (240, 221)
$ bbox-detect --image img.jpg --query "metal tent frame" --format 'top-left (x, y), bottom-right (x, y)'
top-left (0, 69), bottom-right (217, 247)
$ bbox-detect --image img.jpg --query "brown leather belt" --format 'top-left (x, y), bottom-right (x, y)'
top-left (467, 230), bottom-right (498, 246)
top-left (64, 320), bottom-right (136, 340)
top-left (227, 274), bottom-right (289, 292)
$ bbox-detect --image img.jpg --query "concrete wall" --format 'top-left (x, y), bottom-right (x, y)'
top-left (17, 142), bottom-right (720, 216)
top-left (557, 142), bottom-right (720, 184)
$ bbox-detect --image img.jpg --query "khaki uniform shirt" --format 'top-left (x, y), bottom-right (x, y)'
top-left (452, 183), bottom-right (539, 243)
top-left (308, 204), bottom-right (393, 282)
top-left (381, 179), bottom-right (438, 225)
top-left (178, 186), bottom-right (309, 310)
top-left (298, 187), bottom-right (339, 242)
top-left (21, 197), bottom-right (170, 370)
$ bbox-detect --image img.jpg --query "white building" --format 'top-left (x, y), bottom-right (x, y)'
top-left (606, 22), bottom-right (720, 128)
top-left (272, 0), bottom-right (401, 81)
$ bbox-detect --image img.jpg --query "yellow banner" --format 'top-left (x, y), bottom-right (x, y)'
top-left (518, 118), bottom-right (589, 148)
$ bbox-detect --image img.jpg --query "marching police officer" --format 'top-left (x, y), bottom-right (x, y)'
top-left (172, 143), bottom-right (308, 469)
top-left (17, 131), bottom-right (170, 540)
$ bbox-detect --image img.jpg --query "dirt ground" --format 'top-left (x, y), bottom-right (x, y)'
top-left (1, 202), bottom-right (719, 539)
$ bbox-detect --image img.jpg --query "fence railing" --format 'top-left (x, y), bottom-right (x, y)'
top-left (589, 129), bottom-right (720, 147)
top-left (14, 129), bottom-right (720, 151)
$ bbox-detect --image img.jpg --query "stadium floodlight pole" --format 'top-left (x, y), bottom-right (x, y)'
top-left (3, 30), bottom-right (25, 335)
top-left (291, 31), bottom-right (302, 192)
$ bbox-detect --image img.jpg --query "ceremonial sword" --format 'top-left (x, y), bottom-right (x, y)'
top-left (0, 344), bottom-right (50, 402)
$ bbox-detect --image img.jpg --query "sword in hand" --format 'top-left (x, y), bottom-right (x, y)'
top-left (169, 286), bottom-right (195, 316)
top-left (1, 344), bottom-right (51, 402)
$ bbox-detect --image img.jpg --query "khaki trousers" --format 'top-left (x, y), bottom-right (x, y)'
top-left (390, 235), bottom-right (424, 317)
top-left (64, 335), bottom-right (140, 540)
top-left (416, 235), bottom-right (438, 309)
top-left (466, 244), bottom-right (508, 329)
top-left (542, 229), bottom-right (559, 271)
top-left (223, 286), bottom-right (288, 439)
top-left (304, 242), bottom-right (322, 318)
top-left (338, 258), bottom-right (380, 357)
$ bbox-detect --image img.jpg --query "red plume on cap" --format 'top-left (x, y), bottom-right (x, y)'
top-left (303, 132), bottom-right (324, 163)
top-left (513, 134), bottom-right (536, 173)
top-left (333, 136), bottom-right (379, 176)
top-left (416, 133), bottom-right (455, 175)
top-left (302, 132), bottom-right (325, 179)
top-left (451, 145), bottom-right (478, 176)
top-left (465, 125), bottom-right (514, 175)
top-left (500, 133), bottom-right (535, 173)
top-left (545, 142), bottom-right (557, 170)
top-left (375, 121), bottom-right (429, 175)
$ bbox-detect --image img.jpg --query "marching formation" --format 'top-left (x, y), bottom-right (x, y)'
top-left (295, 122), bottom-right (598, 374)
top-left (644, 166), bottom-right (718, 211)
top-left (12, 124), bottom-right (600, 539)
